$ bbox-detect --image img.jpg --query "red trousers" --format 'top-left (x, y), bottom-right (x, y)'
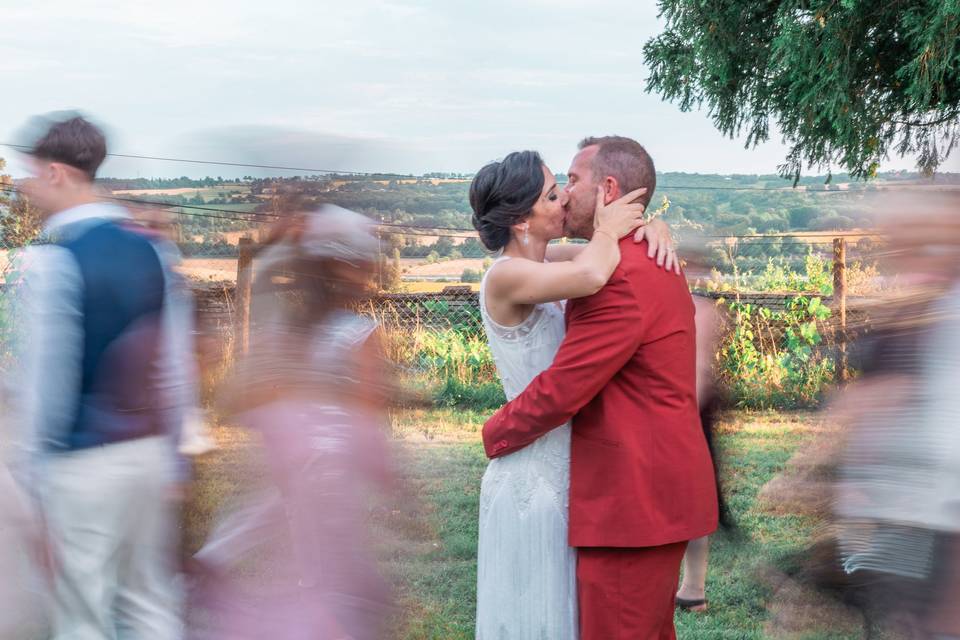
top-left (577, 541), bottom-right (688, 640)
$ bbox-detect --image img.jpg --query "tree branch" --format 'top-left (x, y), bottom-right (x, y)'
top-left (891, 110), bottom-right (960, 128)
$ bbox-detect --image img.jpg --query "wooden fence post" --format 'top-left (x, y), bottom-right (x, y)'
top-left (235, 237), bottom-right (254, 356)
top-left (833, 237), bottom-right (848, 382)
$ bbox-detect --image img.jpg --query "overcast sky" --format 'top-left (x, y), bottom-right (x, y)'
top-left (0, 0), bottom-right (935, 179)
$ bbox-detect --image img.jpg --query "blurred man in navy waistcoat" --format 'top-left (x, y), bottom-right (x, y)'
top-left (9, 112), bottom-right (191, 640)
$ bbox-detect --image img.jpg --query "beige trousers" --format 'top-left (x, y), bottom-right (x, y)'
top-left (41, 436), bottom-right (181, 640)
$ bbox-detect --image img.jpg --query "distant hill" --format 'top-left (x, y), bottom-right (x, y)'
top-left (88, 171), bottom-right (960, 258)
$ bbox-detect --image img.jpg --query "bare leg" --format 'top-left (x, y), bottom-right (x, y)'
top-left (677, 535), bottom-right (709, 604)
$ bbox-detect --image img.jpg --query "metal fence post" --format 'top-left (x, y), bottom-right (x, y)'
top-left (833, 237), bottom-right (848, 382)
top-left (235, 237), bottom-right (254, 356)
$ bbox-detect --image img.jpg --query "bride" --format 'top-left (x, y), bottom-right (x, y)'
top-left (470, 150), bottom-right (676, 639)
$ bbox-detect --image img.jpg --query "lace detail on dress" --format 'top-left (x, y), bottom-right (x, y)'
top-left (475, 256), bottom-right (577, 639)
top-left (478, 257), bottom-right (550, 342)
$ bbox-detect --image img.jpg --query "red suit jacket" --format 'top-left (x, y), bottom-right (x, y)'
top-left (482, 238), bottom-right (718, 548)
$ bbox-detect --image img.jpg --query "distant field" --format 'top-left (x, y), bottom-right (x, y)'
top-left (184, 202), bottom-right (260, 211)
top-left (176, 255), bottom-right (486, 286)
top-left (113, 185), bottom-right (252, 198)
top-left (179, 258), bottom-right (238, 282)
top-left (177, 259), bottom-right (482, 290)
top-left (399, 282), bottom-right (479, 293)
top-left (403, 258), bottom-right (486, 278)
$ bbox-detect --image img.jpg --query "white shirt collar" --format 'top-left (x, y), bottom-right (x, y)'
top-left (43, 202), bottom-right (130, 236)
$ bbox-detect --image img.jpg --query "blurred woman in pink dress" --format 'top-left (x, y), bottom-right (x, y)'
top-left (191, 205), bottom-right (394, 640)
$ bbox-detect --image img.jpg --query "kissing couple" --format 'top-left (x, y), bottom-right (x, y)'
top-left (471, 136), bottom-right (718, 640)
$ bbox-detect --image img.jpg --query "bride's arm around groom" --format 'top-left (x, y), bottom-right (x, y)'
top-left (482, 249), bottom-right (646, 458)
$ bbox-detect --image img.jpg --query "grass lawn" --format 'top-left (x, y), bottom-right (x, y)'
top-left (185, 409), bottom-right (869, 639)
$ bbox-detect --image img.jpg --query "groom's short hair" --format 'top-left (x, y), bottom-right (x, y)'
top-left (578, 136), bottom-right (655, 207)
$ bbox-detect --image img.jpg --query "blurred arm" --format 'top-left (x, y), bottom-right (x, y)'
top-left (154, 243), bottom-right (203, 478)
top-left (11, 246), bottom-right (84, 488)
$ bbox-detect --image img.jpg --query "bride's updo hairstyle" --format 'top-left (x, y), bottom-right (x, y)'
top-left (470, 150), bottom-right (544, 251)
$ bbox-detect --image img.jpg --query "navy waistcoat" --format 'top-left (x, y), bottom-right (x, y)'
top-left (54, 220), bottom-right (167, 450)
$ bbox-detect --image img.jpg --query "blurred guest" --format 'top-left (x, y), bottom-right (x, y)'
top-left (191, 204), bottom-right (395, 640)
top-left (676, 293), bottom-right (726, 614)
top-left (6, 112), bottom-right (192, 640)
top-left (834, 199), bottom-right (960, 638)
top-left (781, 195), bottom-right (960, 639)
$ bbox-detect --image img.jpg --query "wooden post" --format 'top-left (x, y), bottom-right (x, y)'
top-left (833, 237), bottom-right (848, 382)
top-left (235, 237), bottom-right (254, 356)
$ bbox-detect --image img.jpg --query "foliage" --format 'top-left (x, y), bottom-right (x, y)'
top-left (377, 248), bottom-right (403, 292)
top-left (413, 300), bottom-right (483, 337)
top-left (89, 170), bottom-right (960, 260)
top-left (644, 0), bottom-right (960, 181)
top-left (0, 158), bottom-right (41, 249)
top-left (0, 158), bottom-right (33, 378)
top-left (719, 296), bottom-right (835, 409)
top-left (0, 196), bottom-right (42, 250)
top-left (460, 268), bottom-right (481, 283)
top-left (98, 176), bottom-right (244, 190)
top-left (0, 276), bottom-right (17, 377)
top-left (752, 254), bottom-right (834, 294)
top-left (431, 377), bottom-right (506, 411)
top-left (402, 327), bottom-right (502, 410)
top-left (703, 253), bottom-right (836, 295)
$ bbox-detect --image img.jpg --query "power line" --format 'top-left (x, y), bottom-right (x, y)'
top-left (6, 141), bottom-right (958, 193)
top-left (0, 143), bottom-right (415, 178)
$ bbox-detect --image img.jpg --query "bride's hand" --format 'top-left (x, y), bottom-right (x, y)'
top-left (593, 186), bottom-right (648, 240)
top-left (633, 218), bottom-right (681, 274)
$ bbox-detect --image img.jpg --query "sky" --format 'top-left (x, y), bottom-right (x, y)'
top-left (0, 0), bottom-right (934, 179)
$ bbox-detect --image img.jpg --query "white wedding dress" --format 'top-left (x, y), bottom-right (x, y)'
top-left (475, 256), bottom-right (578, 640)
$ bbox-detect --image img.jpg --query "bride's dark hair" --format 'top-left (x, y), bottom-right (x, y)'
top-left (469, 150), bottom-right (544, 251)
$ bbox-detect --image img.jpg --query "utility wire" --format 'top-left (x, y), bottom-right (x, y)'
top-left (0, 143), bottom-right (415, 178)
top-left (6, 141), bottom-right (957, 193)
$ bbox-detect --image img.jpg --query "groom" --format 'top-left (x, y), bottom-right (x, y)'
top-left (482, 136), bottom-right (718, 639)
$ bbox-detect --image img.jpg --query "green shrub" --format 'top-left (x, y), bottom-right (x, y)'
top-left (433, 378), bottom-right (505, 411)
top-left (719, 296), bottom-right (835, 409)
top-left (413, 328), bottom-right (497, 385)
top-left (386, 326), bottom-right (502, 410)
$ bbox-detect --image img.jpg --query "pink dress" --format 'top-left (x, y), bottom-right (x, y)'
top-left (191, 312), bottom-right (392, 640)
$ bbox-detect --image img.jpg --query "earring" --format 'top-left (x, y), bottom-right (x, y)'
top-left (523, 226), bottom-right (529, 246)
